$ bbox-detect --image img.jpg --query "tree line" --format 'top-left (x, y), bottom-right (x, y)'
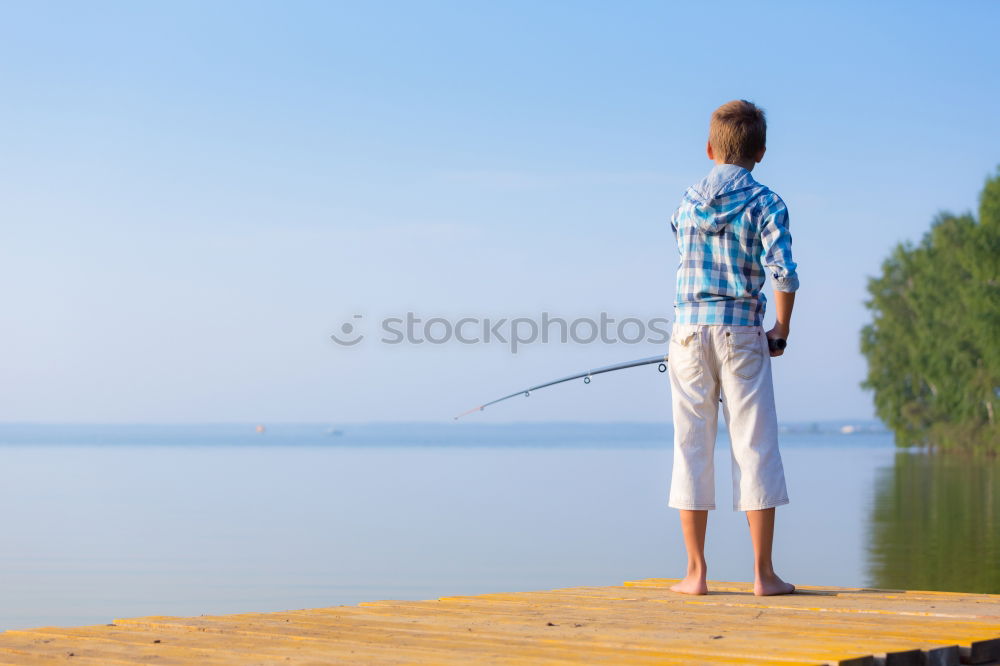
top-left (861, 169), bottom-right (999, 452)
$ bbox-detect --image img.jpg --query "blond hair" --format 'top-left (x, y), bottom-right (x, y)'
top-left (709, 100), bottom-right (767, 163)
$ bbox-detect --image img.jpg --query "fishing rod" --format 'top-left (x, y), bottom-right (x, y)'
top-left (453, 337), bottom-right (786, 420)
top-left (453, 354), bottom-right (669, 420)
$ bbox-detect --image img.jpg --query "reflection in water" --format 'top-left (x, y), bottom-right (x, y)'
top-left (867, 451), bottom-right (999, 593)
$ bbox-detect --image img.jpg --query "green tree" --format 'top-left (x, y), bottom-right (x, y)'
top-left (861, 169), bottom-right (1000, 452)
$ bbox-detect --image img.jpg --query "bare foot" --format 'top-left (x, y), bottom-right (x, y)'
top-left (754, 572), bottom-right (795, 596)
top-left (669, 574), bottom-right (708, 595)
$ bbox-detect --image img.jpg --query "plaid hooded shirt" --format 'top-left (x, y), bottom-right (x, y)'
top-left (669, 164), bottom-right (799, 326)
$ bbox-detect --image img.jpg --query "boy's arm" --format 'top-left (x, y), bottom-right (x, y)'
top-left (768, 291), bottom-right (795, 357)
top-left (759, 196), bottom-right (799, 357)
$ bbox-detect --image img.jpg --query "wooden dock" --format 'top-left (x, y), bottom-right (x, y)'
top-left (0, 578), bottom-right (998, 665)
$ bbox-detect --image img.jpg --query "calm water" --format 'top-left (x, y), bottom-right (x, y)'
top-left (0, 423), bottom-right (995, 631)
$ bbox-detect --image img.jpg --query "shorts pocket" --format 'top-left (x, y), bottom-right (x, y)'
top-left (728, 330), bottom-right (764, 380)
top-left (669, 330), bottom-right (702, 383)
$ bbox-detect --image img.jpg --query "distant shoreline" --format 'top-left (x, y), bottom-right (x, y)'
top-left (0, 420), bottom-right (891, 448)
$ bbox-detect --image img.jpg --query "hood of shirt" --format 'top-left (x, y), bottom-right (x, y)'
top-left (684, 164), bottom-right (769, 235)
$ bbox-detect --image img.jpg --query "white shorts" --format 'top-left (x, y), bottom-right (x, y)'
top-left (667, 323), bottom-right (789, 512)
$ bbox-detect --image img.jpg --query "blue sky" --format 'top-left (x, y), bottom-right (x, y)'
top-left (1, 1), bottom-right (997, 423)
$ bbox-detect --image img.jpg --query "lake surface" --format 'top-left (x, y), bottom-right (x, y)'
top-left (0, 423), bottom-right (995, 631)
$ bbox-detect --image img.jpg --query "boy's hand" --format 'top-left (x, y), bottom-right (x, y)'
top-left (766, 326), bottom-right (788, 357)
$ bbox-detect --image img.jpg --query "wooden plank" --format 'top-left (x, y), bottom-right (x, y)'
top-left (348, 595), bottom-right (996, 660)
top-left (17, 621), bottom-right (714, 666)
top-left (305, 596), bottom-right (979, 639)
top-left (626, 580), bottom-right (1000, 614)
top-left (5, 634), bottom-right (763, 665)
top-left (2, 628), bottom-right (572, 666)
top-left (547, 584), bottom-right (1000, 619)
top-left (420, 588), bottom-right (1000, 636)
top-left (0, 647), bottom-right (123, 666)
top-left (107, 616), bottom-right (831, 665)
top-left (107, 584), bottom-right (992, 660)
top-left (110, 611), bottom-right (877, 665)
top-left (342, 606), bottom-right (957, 663)
top-left (923, 646), bottom-right (961, 666)
top-left (0, 629), bottom-right (293, 666)
top-left (961, 638), bottom-right (1000, 664)
top-left (0, 580), bottom-right (995, 665)
top-left (430, 585), bottom-right (1000, 627)
top-left (313, 599), bottom-right (976, 655)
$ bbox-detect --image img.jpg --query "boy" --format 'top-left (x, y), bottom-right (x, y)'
top-left (667, 100), bottom-right (797, 596)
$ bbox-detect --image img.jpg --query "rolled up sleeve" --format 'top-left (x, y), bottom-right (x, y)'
top-left (759, 198), bottom-right (799, 293)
